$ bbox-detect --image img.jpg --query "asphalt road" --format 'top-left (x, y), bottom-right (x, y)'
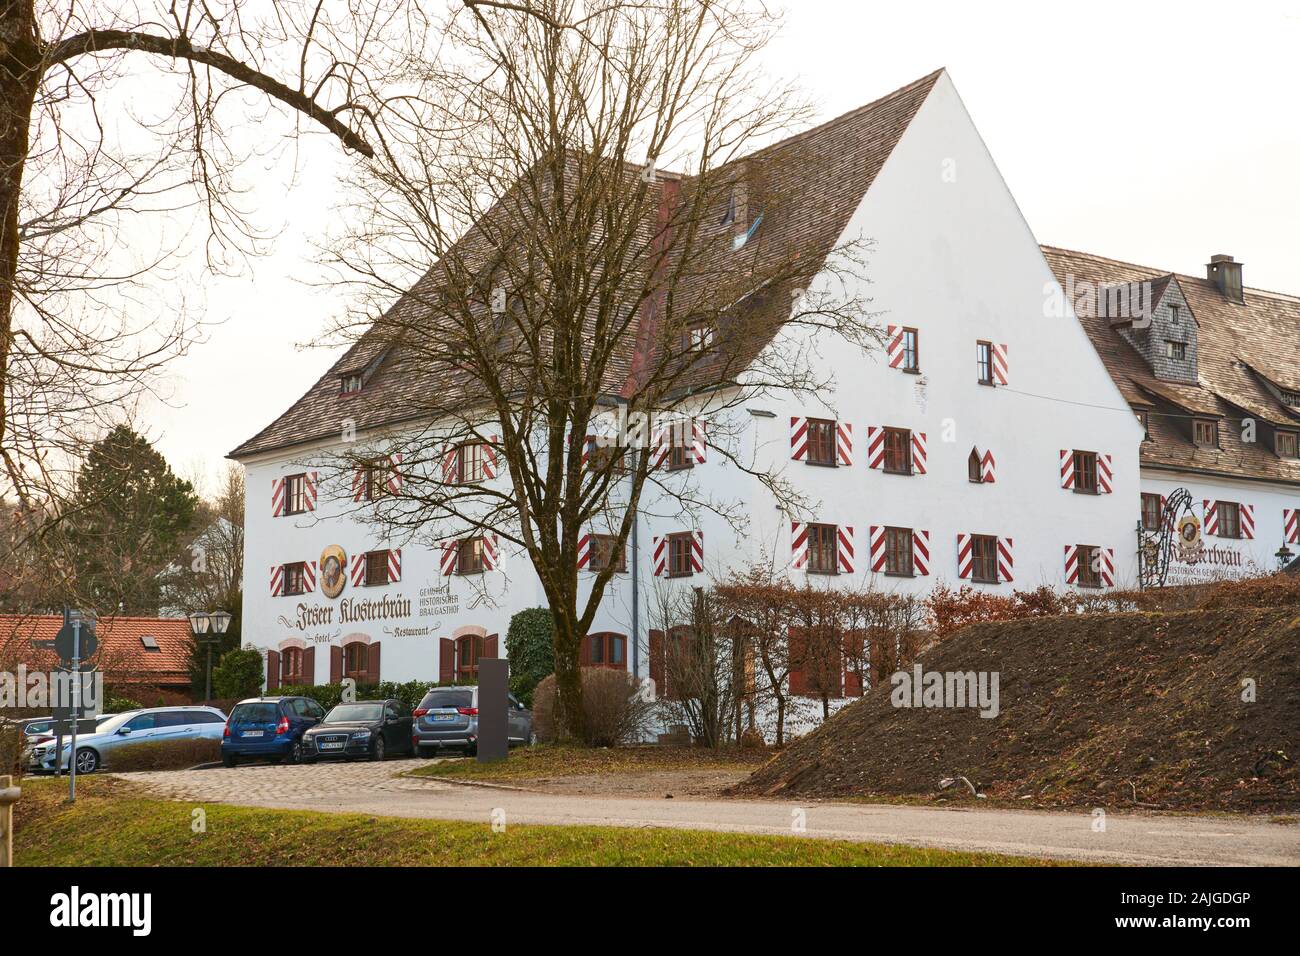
top-left (121, 762), bottom-right (1298, 866)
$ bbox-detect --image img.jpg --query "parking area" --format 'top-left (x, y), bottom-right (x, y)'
top-left (120, 759), bottom-right (454, 804)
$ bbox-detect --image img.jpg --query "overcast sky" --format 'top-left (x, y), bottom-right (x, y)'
top-left (137, 0), bottom-right (1300, 493)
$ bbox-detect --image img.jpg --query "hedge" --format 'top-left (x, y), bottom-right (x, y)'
top-left (273, 680), bottom-right (464, 712)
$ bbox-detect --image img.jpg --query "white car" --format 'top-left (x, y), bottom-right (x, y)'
top-left (28, 706), bottom-right (228, 774)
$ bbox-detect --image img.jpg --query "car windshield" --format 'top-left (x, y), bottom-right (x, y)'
top-left (323, 704), bottom-right (383, 723)
top-left (230, 703), bottom-right (279, 723)
top-left (419, 689), bottom-right (473, 710)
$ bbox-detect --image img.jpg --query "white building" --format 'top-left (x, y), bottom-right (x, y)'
top-left (230, 69), bottom-right (1296, 697)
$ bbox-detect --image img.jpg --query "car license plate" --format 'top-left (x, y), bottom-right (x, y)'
top-left (433, 714), bottom-right (455, 722)
top-left (321, 741), bottom-right (344, 750)
top-left (242, 730), bottom-right (264, 737)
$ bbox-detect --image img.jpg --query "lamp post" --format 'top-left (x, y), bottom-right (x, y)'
top-left (1276, 543), bottom-right (1295, 572)
top-left (189, 610), bottom-right (233, 701)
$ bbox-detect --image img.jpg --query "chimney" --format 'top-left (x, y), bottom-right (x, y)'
top-left (1206, 254), bottom-right (1244, 304)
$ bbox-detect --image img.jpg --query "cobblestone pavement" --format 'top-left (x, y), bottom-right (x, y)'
top-left (114, 759), bottom-right (1300, 866)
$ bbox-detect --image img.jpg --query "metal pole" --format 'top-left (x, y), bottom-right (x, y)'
top-left (205, 643), bottom-right (213, 702)
top-left (68, 619), bottom-right (80, 803)
top-left (0, 775), bottom-right (21, 867)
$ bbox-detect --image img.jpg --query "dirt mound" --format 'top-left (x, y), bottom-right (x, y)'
top-left (737, 606), bottom-right (1299, 812)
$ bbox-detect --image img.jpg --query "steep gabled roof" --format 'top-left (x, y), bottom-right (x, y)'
top-left (1043, 245), bottom-right (1300, 486)
top-left (229, 70), bottom-right (943, 460)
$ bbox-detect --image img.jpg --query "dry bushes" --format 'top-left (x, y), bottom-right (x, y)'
top-left (107, 737), bottom-right (221, 772)
top-left (533, 668), bottom-right (653, 747)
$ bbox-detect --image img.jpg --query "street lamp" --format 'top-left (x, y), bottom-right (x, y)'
top-left (188, 610), bottom-right (231, 702)
top-left (1276, 543), bottom-right (1295, 571)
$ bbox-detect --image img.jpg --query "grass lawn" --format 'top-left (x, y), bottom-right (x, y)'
top-left (13, 776), bottom-right (1070, 867)
top-left (409, 743), bottom-right (768, 781)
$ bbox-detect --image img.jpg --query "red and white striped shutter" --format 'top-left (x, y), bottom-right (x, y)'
top-left (580, 435), bottom-right (593, 468)
top-left (869, 525), bottom-right (886, 572)
top-left (790, 522), bottom-right (809, 570)
top-left (350, 554), bottom-right (367, 586)
top-left (692, 420), bottom-right (707, 464)
top-left (303, 560), bottom-right (317, 593)
top-left (912, 530), bottom-right (930, 576)
top-left (388, 548), bottom-right (402, 582)
top-left (1063, 544), bottom-right (1079, 584)
top-left (837, 423), bottom-right (853, 466)
top-left (1285, 508), bottom-right (1299, 544)
top-left (484, 436), bottom-right (500, 479)
top-left (992, 343), bottom-right (1009, 385)
top-left (439, 542), bottom-right (458, 577)
top-left (911, 431), bottom-right (927, 474)
top-left (836, 525), bottom-right (854, 574)
top-left (269, 564), bottom-right (284, 596)
top-left (980, 450), bottom-right (996, 484)
top-left (651, 535), bottom-right (666, 577)
top-left (886, 325), bottom-right (905, 368)
top-left (1060, 449), bottom-right (1075, 489)
top-left (997, 537), bottom-right (1014, 582)
top-left (482, 535), bottom-right (499, 571)
top-left (352, 469), bottom-right (366, 502)
top-left (690, 531), bottom-right (704, 573)
top-left (956, 534), bottom-right (973, 579)
top-left (271, 478), bottom-right (286, 517)
top-left (1203, 500), bottom-right (1218, 535)
top-left (441, 446), bottom-right (459, 484)
top-left (651, 425), bottom-right (671, 470)
top-left (387, 453), bottom-right (403, 494)
top-left (1100, 548), bottom-right (1115, 587)
top-left (577, 533), bottom-right (592, 570)
top-left (790, 417), bottom-right (808, 461)
top-left (305, 472), bottom-right (318, 511)
top-left (1097, 454), bottom-right (1113, 494)
top-left (866, 426), bottom-right (884, 469)
top-left (1240, 504), bottom-right (1255, 539)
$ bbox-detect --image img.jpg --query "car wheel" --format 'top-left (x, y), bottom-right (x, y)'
top-left (222, 753), bottom-right (238, 768)
top-left (463, 744), bottom-right (477, 758)
top-left (370, 736), bottom-right (385, 762)
top-left (74, 748), bottom-right (98, 774)
top-left (287, 740), bottom-right (303, 765)
top-left (526, 729), bottom-right (537, 747)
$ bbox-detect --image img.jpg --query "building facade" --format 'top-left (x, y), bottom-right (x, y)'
top-left (231, 70), bottom-right (1297, 695)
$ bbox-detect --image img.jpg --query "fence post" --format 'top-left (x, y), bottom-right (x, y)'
top-left (0, 774), bottom-right (20, 867)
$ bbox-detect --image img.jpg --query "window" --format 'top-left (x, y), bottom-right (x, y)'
top-left (364, 461), bottom-right (390, 500)
top-left (884, 527), bottom-right (913, 576)
top-left (283, 562), bottom-right (309, 596)
top-left (667, 532), bottom-right (695, 577)
top-left (668, 440), bottom-right (693, 471)
top-left (340, 373), bottom-right (363, 395)
top-left (1193, 419), bottom-right (1218, 448)
top-left (883, 428), bottom-right (911, 475)
top-left (901, 328), bottom-right (919, 372)
top-left (284, 473), bottom-right (308, 514)
top-left (1284, 390), bottom-right (1300, 409)
top-left (968, 449), bottom-right (982, 483)
top-left (1166, 340), bottom-right (1187, 360)
top-left (806, 418), bottom-right (837, 466)
top-left (1276, 430), bottom-right (1298, 459)
top-left (971, 535), bottom-right (998, 584)
top-left (589, 534), bottom-right (626, 573)
top-left (458, 538), bottom-right (487, 575)
top-left (976, 341), bottom-right (994, 385)
top-left (281, 647), bottom-right (304, 684)
top-left (458, 442), bottom-right (488, 483)
top-left (364, 550), bottom-right (390, 587)
top-left (682, 320), bottom-right (714, 354)
top-left (586, 633), bottom-right (627, 670)
top-left (1169, 304), bottom-right (1180, 325)
top-left (457, 634), bottom-right (483, 682)
top-left (806, 523), bottom-right (839, 574)
top-left (1076, 545), bottom-right (1101, 588)
top-left (585, 438), bottom-right (626, 474)
top-left (344, 642), bottom-right (369, 681)
top-left (140, 635), bottom-right (160, 651)
top-left (1073, 450), bottom-right (1098, 494)
top-left (1216, 501), bottom-right (1241, 538)
top-left (1141, 493), bottom-right (1163, 532)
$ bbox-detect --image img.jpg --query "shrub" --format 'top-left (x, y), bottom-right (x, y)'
top-left (109, 738), bottom-right (222, 772)
top-left (532, 668), bottom-right (653, 747)
top-left (274, 680), bottom-right (459, 712)
top-left (506, 608), bottom-right (555, 707)
top-left (103, 694), bottom-right (144, 713)
top-left (1198, 574), bottom-right (1300, 610)
top-left (0, 723), bottom-right (23, 779)
top-left (212, 648), bottom-right (265, 699)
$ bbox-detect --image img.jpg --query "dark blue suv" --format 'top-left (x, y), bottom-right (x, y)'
top-left (221, 696), bottom-right (325, 767)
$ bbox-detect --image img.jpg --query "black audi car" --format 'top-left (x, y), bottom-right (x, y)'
top-left (301, 698), bottom-right (414, 762)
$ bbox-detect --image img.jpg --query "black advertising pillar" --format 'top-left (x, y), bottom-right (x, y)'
top-left (476, 657), bottom-right (509, 763)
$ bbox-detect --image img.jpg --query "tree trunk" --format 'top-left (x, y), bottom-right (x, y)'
top-left (774, 694), bottom-right (785, 747)
top-left (551, 612), bottom-right (585, 743)
top-left (0, 1), bottom-right (40, 482)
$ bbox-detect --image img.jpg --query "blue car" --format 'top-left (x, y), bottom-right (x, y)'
top-left (221, 696), bottom-right (325, 767)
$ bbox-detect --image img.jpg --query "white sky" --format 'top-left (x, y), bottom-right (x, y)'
top-left (137, 0), bottom-right (1300, 492)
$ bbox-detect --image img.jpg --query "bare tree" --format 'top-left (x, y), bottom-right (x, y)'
top-left (648, 582), bottom-right (736, 748)
top-left (323, 0), bottom-right (880, 740)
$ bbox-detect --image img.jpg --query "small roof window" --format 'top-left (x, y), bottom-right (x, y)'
top-left (140, 635), bottom-right (161, 651)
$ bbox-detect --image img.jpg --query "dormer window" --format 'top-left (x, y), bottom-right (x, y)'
top-left (1193, 418), bottom-right (1218, 448)
top-left (1169, 304), bottom-right (1180, 326)
top-left (1277, 430), bottom-right (1298, 459)
top-left (682, 320), bottom-right (715, 354)
top-left (1166, 341), bottom-right (1187, 361)
top-left (341, 373), bottom-right (363, 395)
